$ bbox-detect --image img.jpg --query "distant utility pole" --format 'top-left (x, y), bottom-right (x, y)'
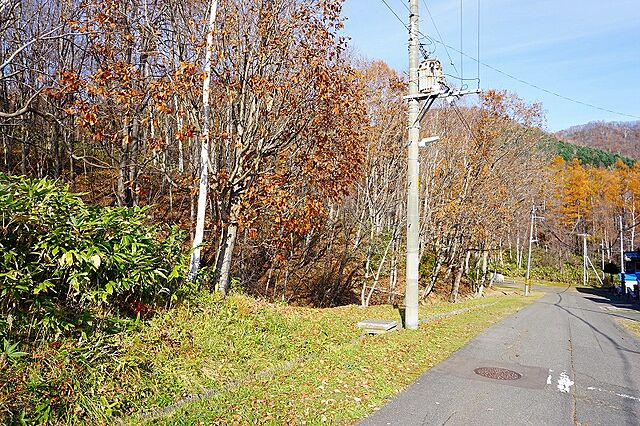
top-left (579, 233), bottom-right (589, 287)
top-left (620, 215), bottom-right (625, 273)
top-left (600, 241), bottom-right (605, 281)
top-left (579, 233), bottom-right (604, 287)
top-left (620, 215), bottom-right (625, 293)
top-left (524, 203), bottom-right (544, 296)
top-left (405, 0), bottom-right (421, 330)
top-left (524, 204), bottom-right (535, 296)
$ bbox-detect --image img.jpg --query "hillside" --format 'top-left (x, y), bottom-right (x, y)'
top-left (541, 134), bottom-right (635, 167)
top-left (556, 120), bottom-right (640, 160)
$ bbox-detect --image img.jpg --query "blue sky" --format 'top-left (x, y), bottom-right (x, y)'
top-left (341, 0), bottom-right (640, 131)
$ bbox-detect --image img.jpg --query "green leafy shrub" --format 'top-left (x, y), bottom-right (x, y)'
top-left (0, 174), bottom-right (190, 342)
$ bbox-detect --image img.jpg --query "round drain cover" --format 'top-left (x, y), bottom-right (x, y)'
top-left (474, 367), bottom-right (522, 380)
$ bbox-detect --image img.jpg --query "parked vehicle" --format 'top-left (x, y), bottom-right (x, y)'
top-left (621, 251), bottom-right (640, 298)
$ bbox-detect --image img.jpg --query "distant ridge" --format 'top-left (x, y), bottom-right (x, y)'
top-left (556, 120), bottom-right (640, 160)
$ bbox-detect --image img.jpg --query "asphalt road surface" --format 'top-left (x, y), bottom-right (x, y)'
top-left (358, 283), bottom-right (640, 426)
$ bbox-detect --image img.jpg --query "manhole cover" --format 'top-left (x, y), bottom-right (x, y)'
top-left (474, 367), bottom-right (522, 380)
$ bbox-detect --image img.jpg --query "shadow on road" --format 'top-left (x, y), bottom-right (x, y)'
top-left (575, 286), bottom-right (640, 312)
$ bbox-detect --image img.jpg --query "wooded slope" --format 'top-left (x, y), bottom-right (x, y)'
top-left (556, 121), bottom-right (640, 160)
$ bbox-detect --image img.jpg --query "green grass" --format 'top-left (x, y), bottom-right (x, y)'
top-left (526, 278), bottom-right (576, 288)
top-left (2, 292), bottom-right (540, 425)
top-left (128, 293), bottom-right (539, 425)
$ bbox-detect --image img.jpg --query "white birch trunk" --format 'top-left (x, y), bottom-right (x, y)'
top-left (217, 202), bottom-right (240, 293)
top-left (188, 0), bottom-right (218, 281)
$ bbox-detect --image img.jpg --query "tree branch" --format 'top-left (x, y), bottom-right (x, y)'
top-left (0, 89), bottom-right (42, 119)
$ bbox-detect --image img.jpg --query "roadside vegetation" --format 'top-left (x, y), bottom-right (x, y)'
top-left (2, 287), bottom-right (537, 425)
top-left (2, 0), bottom-right (638, 424)
top-left (500, 249), bottom-right (583, 285)
top-left (128, 292), bottom-right (537, 425)
top-left (0, 173), bottom-right (540, 424)
top-left (617, 319), bottom-right (640, 339)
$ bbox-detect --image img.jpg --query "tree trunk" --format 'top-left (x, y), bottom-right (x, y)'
top-left (188, 0), bottom-right (218, 281)
top-left (508, 234), bottom-right (513, 261)
top-left (421, 257), bottom-right (441, 300)
top-left (464, 249), bottom-right (472, 274)
top-left (217, 200), bottom-right (240, 294)
top-left (2, 134), bottom-right (11, 174)
top-left (129, 118), bottom-right (140, 206)
top-left (118, 121), bottom-right (132, 206)
top-left (388, 237), bottom-right (399, 304)
top-left (21, 131), bottom-right (28, 175)
top-left (365, 228), bottom-right (397, 307)
top-left (449, 266), bottom-right (463, 302)
top-left (360, 226), bottom-right (375, 306)
top-left (52, 124), bottom-right (60, 178)
top-left (480, 249), bottom-right (488, 286)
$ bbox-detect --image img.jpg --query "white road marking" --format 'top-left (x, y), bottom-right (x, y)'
top-left (557, 371), bottom-right (574, 393)
top-left (586, 386), bottom-right (640, 402)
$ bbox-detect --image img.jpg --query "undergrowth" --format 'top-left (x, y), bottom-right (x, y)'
top-left (1, 290), bottom-right (535, 424)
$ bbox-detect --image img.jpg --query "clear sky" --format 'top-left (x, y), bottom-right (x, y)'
top-left (341, 0), bottom-right (640, 131)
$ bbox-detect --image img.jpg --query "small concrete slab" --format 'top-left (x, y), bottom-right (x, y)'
top-left (357, 319), bottom-right (398, 335)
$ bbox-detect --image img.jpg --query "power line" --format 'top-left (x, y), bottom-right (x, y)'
top-left (396, 0), bottom-right (438, 59)
top-left (379, 0), bottom-right (407, 28)
top-left (379, 1), bottom-right (639, 121)
top-left (420, 0), bottom-right (460, 79)
top-left (432, 39), bottom-right (640, 120)
top-left (379, 0), bottom-right (639, 120)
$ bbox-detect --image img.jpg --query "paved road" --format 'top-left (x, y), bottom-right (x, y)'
top-left (358, 283), bottom-right (640, 426)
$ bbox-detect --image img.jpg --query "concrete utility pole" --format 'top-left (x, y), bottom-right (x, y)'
top-left (620, 215), bottom-right (625, 293)
top-left (405, 0), bottom-right (421, 330)
top-left (620, 215), bottom-right (625, 273)
top-left (524, 204), bottom-right (535, 296)
top-left (403, 0), bottom-right (478, 328)
top-left (579, 233), bottom-right (589, 287)
top-left (600, 241), bottom-right (605, 281)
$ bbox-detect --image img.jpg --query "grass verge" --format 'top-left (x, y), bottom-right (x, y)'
top-left (127, 293), bottom-right (540, 425)
top-left (617, 318), bottom-right (640, 338)
top-left (2, 291), bottom-right (540, 425)
top-left (504, 277), bottom-right (576, 288)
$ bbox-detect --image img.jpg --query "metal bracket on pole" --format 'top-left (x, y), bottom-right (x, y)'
top-left (405, 89), bottom-right (481, 126)
top-left (403, 89), bottom-right (481, 102)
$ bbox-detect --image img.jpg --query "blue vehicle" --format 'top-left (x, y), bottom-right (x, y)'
top-left (620, 251), bottom-right (640, 297)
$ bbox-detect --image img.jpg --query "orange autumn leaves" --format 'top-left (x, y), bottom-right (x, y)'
top-left (551, 157), bottom-right (640, 230)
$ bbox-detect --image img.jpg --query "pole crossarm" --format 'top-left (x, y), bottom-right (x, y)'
top-left (403, 89), bottom-right (481, 102)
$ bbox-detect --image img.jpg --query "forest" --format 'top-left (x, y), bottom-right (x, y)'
top-left (557, 120), bottom-right (640, 161)
top-left (1, 0), bottom-right (640, 422)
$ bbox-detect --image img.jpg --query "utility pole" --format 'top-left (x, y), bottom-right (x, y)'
top-left (405, 0), bottom-right (421, 330)
top-left (600, 240), bottom-right (605, 281)
top-left (579, 233), bottom-right (589, 287)
top-left (525, 204), bottom-right (535, 296)
top-left (620, 215), bottom-right (625, 294)
top-left (403, 0), bottom-right (478, 328)
top-left (620, 215), bottom-right (625, 273)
